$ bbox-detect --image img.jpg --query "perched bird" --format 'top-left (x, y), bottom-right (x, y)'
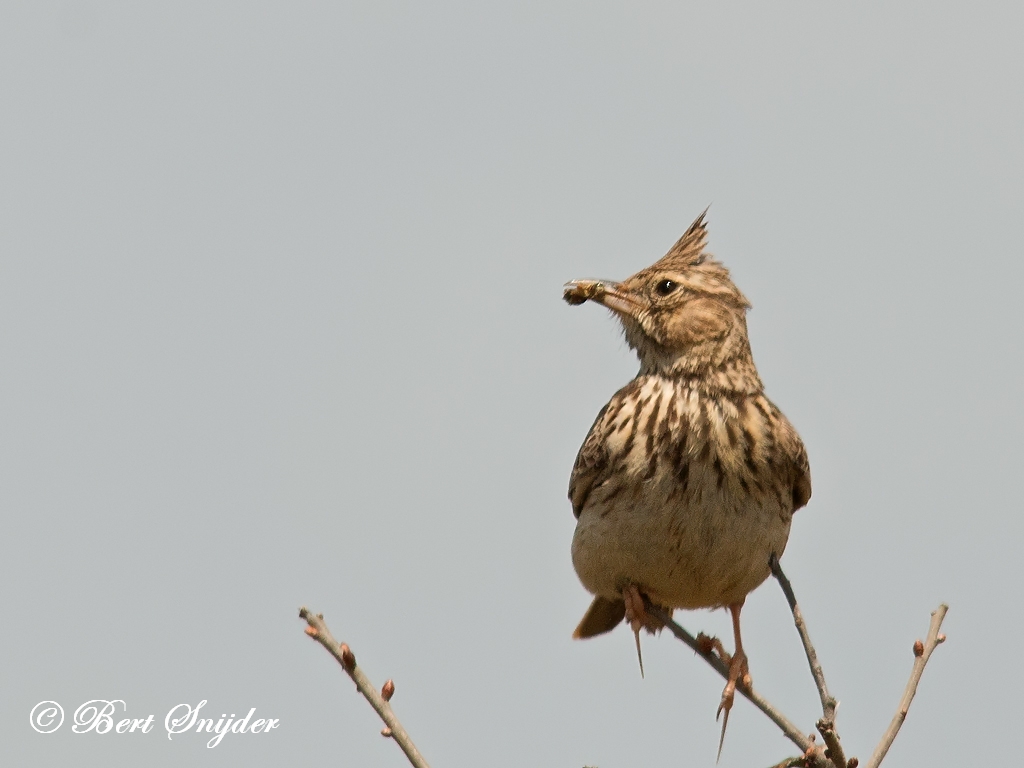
top-left (563, 211), bottom-right (811, 752)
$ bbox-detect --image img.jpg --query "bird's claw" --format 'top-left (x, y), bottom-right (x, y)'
top-left (622, 584), bottom-right (665, 678)
top-left (697, 632), bottom-right (732, 665)
top-left (715, 647), bottom-right (749, 761)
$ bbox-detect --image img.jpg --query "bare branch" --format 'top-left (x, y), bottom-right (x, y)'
top-left (864, 604), bottom-right (948, 768)
top-left (770, 555), bottom-right (837, 720)
top-left (299, 607), bottom-right (431, 768)
top-left (769, 555), bottom-right (846, 767)
top-left (646, 605), bottom-right (828, 767)
top-left (816, 717), bottom-right (848, 768)
top-left (298, 592), bottom-right (944, 768)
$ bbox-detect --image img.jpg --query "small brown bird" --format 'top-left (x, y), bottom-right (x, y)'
top-left (564, 211), bottom-right (811, 752)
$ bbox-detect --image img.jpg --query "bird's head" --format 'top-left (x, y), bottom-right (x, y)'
top-left (564, 211), bottom-right (760, 388)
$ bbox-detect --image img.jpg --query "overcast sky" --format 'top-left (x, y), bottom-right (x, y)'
top-left (2, 3), bottom-right (1022, 767)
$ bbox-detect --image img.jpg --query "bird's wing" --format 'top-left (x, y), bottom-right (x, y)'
top-left (568, 378), bottom-right (645, 519)
top-left (791, 437), bottom-right (812, 512)
top-left (775, 415), bottom-right (812, 512)
top-left (568, 401), bottom-right (613, 519)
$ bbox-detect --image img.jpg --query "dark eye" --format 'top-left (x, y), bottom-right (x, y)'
top-left (655, 279), bottom-right (679, 296)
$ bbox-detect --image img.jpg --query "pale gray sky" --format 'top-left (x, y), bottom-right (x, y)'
top-left (2, 3), bottom-right (1022, 766)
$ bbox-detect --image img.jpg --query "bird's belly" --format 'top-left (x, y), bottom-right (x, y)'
top-left (571, 469), bottom-right (792, 609)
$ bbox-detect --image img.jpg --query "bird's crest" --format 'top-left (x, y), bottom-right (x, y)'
top-left (657, 207), bottom-right (710, 268)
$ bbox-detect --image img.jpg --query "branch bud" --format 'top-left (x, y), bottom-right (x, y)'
top-left (381, 727), bottom-right (392, 738)
top-left (305, 626), bottom-right (319, 638)
top-left (340, 643), bottom-right (356, 671)
top-left (382, 679), bottom-right (395, 701)
top-left (913, 639), bottom-right (924, 657)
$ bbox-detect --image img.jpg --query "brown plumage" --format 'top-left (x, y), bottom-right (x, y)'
top-left (563, 211), bottom-right (811, 753)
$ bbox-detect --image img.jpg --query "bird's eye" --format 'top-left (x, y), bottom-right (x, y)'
top-left (655, 279), bottom-right (679, 296)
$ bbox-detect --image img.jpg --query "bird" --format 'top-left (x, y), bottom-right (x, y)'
top-left (563, 210), bottom-right (811, 754)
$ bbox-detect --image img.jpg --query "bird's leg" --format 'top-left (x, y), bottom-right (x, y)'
top-left (623, 585), bottom-right (645, 678)
top-left (715, 600), bottom-right (751, 761)
top-left (621, 584), bottom-right (664, 678)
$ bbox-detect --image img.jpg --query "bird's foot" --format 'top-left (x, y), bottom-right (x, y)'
top-left (622, 584), bottom-right (664, 633)
top-left (696, 632), bottom-right (732, 665)
top-left (621, 584), bottom-right (664, 678)
top-left (715, 647), bottom-right (751, 761)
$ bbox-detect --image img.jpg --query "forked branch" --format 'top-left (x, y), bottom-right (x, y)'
top-left (300, 589), bottom-right (947, 768)
top-left (645, 604), bottom-right (828, 767)
top-left (653, 564), bottom-right (947, 768)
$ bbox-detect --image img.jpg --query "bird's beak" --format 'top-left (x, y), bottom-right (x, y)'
top-left (563, 279), bottom-right (644, 316)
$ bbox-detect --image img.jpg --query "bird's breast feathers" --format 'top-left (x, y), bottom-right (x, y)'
top-left (569, 375), bottom-right (811, 520)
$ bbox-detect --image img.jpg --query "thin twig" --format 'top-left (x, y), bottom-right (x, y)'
top-left (647, 606), bottom-right (828, 768)
top-left (769, 555), bottom-right (837, 718)
top-left (864, 604), bottom-right (948, 768)
top-left (769, 555), bottom-right (845, 768)
top-left (299, 607), bottom-right (431, 768)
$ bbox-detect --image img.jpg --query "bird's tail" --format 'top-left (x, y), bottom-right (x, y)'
top-left (572, 596), bottom-right (626, 639)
